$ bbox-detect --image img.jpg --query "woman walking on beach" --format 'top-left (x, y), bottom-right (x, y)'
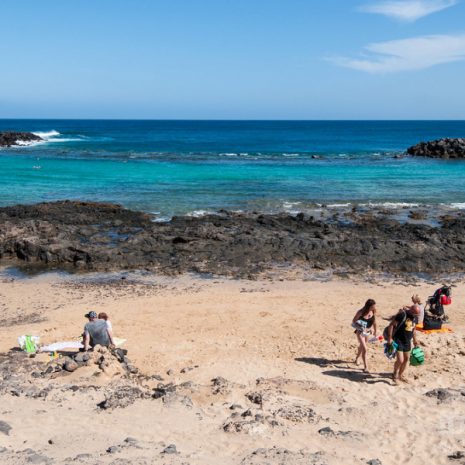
top-left (352, 299), bottom-right (378, 372)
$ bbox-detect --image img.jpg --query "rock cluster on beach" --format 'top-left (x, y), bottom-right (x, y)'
top-left (1, 328), bottom-right (464, 464)
top-left (407, 138), bottom-right (465, 159)
top-left (1, 201), bottom-right (465, 277)
top-left (0, 348), bottom-right (335, 464)
top-left (0, 131), bottom-right (42, 147)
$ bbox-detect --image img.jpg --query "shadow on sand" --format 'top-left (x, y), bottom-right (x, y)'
top-left (295, 357), bottom-right (393, 385)
top-left (295, 357), bottom-right (350, 370)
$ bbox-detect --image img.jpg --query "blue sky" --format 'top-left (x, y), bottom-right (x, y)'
top-left (1, 0), bottom-right (465, 119)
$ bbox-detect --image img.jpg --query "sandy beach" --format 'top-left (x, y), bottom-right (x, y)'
top-left (1, 270), bottom-right (464, 465)
top-left (3, 0), bottom-right (465, 463)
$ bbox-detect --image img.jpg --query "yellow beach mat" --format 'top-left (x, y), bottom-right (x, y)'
top-left (416, 323), bottom-right (454, 334)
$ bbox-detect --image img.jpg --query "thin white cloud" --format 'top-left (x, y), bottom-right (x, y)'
top-left (329, 33), bottom-right (465, 73)
top-left (360, 0), bottom-right (458, 22)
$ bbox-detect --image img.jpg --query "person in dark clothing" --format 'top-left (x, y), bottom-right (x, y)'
top-left (83, 311), bottom-right (114, 351)
top-left (386, 306), bottom-right (420, 384)
top-left (352, 299), bottom-right (378, 373)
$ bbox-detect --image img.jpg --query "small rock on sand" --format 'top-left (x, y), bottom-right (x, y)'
top-left (162, 444), bottom-right (177, 454)
top-left (0, 420), bottom-right (12, 435)
top-left (63, 359), bottom-right (78, 372)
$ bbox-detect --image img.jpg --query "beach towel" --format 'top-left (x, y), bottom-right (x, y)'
top-left (40, 341), bottom-right (84, 352)
top-left (40, 337), bottom-right (125, 352)
top-left (416, 323), bottom-right (454, 334)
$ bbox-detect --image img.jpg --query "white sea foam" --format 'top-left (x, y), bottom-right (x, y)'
top-left (327, 203), bottom-right (352, 208)
top-left (12, 130), bottom-right (63, 147)
top-left (281, 201), bottom-right (303, 215)
top-left (186, 210), bottom-right (214, 218)
top-left (448, 203), bottom-right (465, 209)
top-left (282, 201), bottom-right (302, 209)
top-left (14, 139), bottom-right (39, 146)
top-left (152, 216), bottom-right (171, 223)
top-left (21, 130), bottom-right (83, 146)
top-left (364, 202), bottom-right (420, 208)
top-left (33, 130), bottom-right (60, 139)
top-left (283, 153), bottom-right (300, 158)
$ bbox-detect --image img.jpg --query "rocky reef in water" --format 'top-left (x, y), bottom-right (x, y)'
top-left (0, 131), bottom-right (42, 147)
top-left (407, 138), bottom-right (465, 159)
top-left (1, 201), bottom-right (465, 277)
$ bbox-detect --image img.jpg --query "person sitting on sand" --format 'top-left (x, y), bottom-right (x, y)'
top-left (386, 305), bottom-right (420, 384)
top-left (83, 311), bottom-right (115, 351)
top-left (403, 294), bottom-right (424, 325)
top-left (98, 312), bottom-right (113, 332)
top-left (352, 299), bottom-right (378, 372)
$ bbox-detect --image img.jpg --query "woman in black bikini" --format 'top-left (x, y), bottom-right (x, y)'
top-left (352, 299), bottom-right (378, 372)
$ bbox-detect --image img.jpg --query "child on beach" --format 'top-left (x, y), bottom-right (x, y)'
top-left (352, 299), bottom-right (378, 373)
top-left (98, 312), bottom-right (113, 332)
top-left (403, 294), bottom-right (424, 325)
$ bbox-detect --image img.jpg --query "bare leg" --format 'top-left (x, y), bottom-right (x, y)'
top-left (399, 351), bottom-right (410, 382)
top-left (355, 332), bottom-right (369, 371)
top-left (354, 334), bottom-right (362, 365)
top-left (393, 351), bottom-right (404, 383)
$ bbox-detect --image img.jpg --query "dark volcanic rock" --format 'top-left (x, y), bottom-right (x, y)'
top-left (162, 444), bottom-right (177, 454)
top-left (2, 200), bottom-right (465, 277)
top-left (0, 131), bottom-right (42, 147)
top-left (407, 138), bottom-right (465, 159)
top-left (425, 388), bottom-right (464, 403)
top-left (0, 420), bottom-right (12, 435)
top-left (98, 385), bottom-right (149, 409)
top-left (241, 447), bottom-right (327, 465)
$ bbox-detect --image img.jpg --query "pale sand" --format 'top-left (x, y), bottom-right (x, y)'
top-left (0, 272), bottom-right (464, 465)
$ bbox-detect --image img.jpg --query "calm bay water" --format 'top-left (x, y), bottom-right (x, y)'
top-left (1, 120), bottom-right (465, 218)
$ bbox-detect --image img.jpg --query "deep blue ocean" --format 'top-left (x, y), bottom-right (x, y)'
top-left (1, 120), bottom-right (465, 219)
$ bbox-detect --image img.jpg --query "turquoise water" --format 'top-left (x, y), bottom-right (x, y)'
top-left (1, 120), bottom-right (465, 218)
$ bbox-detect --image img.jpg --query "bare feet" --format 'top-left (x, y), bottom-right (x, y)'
top-left (363, 367), bottom-right (370, 373)
top-left (399, 376), bottom-right (409, 384)
top-left (392, 374), bottom-right (399, 385)
top-left (354, 357), bottom-right (361, 366)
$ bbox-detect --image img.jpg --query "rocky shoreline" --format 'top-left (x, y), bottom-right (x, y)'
top-left (0, 131), bottom-right (42, 147)
top-left (1, 201), bottom-right (465, 277)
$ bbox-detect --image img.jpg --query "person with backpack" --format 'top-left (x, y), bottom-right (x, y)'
top-left (352, 299), bottom-right (378, 373)
top-left (385, 306), bottom-right (420, 384)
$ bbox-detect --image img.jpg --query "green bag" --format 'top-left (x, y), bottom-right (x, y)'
top-left (18, 335), bottom-right (39, 354)
top-left (410, 346), bottom-right (425, 366)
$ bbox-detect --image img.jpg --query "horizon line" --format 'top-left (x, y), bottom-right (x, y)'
top-left (1, 118), bottom-right (465, 122)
